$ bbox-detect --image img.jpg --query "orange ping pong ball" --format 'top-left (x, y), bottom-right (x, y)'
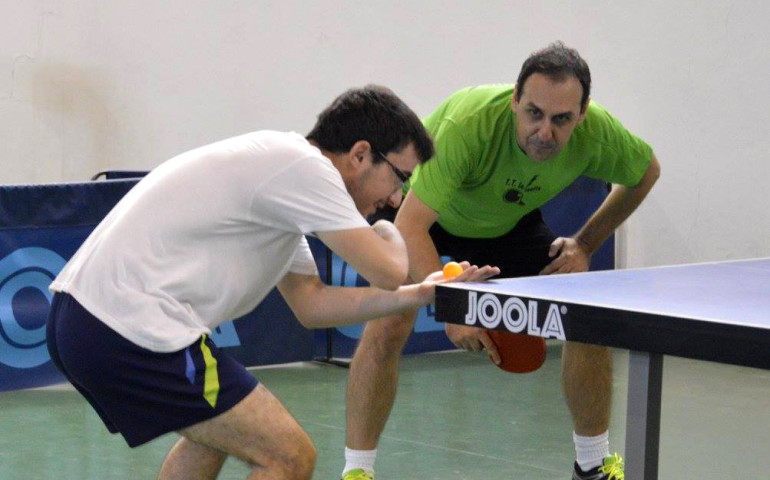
top-left (442, 261), bottom-right (464, 280)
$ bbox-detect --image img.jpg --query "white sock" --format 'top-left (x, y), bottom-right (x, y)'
top-left (342, 447), bottom-right (377, 476)
top-left (573, 431), bottom-right (610, 471)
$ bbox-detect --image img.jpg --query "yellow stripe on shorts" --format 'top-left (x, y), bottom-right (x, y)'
top-left (200, 335), bottom-right (220, 408)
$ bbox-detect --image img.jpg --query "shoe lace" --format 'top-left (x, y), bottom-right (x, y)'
top-left (342, 469), bottom-right (375, 480)
top-left (598, 453), bottom-right (624, 480)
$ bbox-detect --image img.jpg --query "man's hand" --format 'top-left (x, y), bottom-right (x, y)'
top-left (445, 324), bottom-right (502, 365)
top-left (539, 236), bottom-right (592, 275)
top-left (415, 261), bottom-right (500, 305)
top-left (425, 260), bottom-right (502, 365)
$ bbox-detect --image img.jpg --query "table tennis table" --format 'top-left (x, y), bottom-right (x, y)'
top-left (435, 258), bottom-right (770, 480)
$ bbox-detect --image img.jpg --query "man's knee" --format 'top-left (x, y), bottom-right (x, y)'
top-left (281, 441), bottom-right (316, 480)
top-left (360, 312), bottom-right (416, 357)
top-left (253, 431), bottom-right (317, 480)
top-left (293, 433), bottom-right (317, 477)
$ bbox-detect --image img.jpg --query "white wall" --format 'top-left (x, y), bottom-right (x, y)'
top-left (2, 0), bottom-right (769, 267)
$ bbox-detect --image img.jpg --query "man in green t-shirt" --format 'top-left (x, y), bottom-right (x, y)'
top-left (341, 43), bottom-right (660, 480)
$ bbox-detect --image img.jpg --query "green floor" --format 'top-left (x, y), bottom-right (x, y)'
top-left (2, 346), bottom-right (770, 479)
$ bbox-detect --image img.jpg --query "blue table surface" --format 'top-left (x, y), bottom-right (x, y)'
top-left (441, 258), bottom-right (770, 330)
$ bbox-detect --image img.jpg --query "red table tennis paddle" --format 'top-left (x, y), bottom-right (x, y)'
top-left (487, 330), bottom-right (546, 373)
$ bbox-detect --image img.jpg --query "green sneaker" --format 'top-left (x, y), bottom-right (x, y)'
top-left (572, 453), bottom-right (624, 480)
top-left (341, 468), bottom-right (375, 480)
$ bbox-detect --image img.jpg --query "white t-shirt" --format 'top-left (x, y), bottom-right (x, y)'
top-left (51, 131), bottom-right (369, 352)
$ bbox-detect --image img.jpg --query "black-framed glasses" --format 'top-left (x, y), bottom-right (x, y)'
top-left (374, 151), bottom-right (411, 184)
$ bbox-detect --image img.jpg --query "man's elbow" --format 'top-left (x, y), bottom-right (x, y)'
top-left (647, 154), bottom-right (661, 184)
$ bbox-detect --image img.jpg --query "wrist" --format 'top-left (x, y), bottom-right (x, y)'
top-left (406, 282), bottom-right (434, 309)
top-left (573, 234), bottom-right (597, 254)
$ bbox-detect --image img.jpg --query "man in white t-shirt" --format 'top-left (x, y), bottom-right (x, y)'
top-left (46, 85), bottom-right (499, 480)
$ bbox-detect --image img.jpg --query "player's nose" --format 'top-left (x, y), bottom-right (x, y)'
top-left (537, 122), bottom-right (554, 141)
top-left (387, 188), bottom-right (403, 208)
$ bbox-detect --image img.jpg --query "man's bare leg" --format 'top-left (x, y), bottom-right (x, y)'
top-left (159, 383), bottom-right (316, 480)
top-left (562, 341), bottom-right (614, 472)
top-left (562, 341), bottom-right (612, 435)
top-left (345, 311), bottom-right (416, 452)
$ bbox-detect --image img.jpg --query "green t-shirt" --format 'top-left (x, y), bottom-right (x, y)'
top-left (411, 84), bottom-right (653, 238)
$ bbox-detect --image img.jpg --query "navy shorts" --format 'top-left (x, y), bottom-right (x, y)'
top-left (46, 292), bottom-right (259, 447)
top-left (371, 206), bottom-right (557, 277)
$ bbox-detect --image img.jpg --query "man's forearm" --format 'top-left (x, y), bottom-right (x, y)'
top-left (300, 283), bottom-right (429, 328)
top-left (575, 154), bottom-right (661, 253)
top-left (402, 226), bottom-right (444, 283)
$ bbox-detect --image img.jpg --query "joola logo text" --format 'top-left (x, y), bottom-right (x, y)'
top-left (464, 292), bottom-right (566, 340)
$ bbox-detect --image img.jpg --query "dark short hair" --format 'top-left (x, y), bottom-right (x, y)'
top-left (306, 85), bottom-right (434, 163)
top-left (515, 42), bottom-right (591, 111)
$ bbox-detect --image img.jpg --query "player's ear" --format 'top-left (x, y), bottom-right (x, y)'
top-left (348, 140), bottom-right (372, 171)
top-left (511, 85), bottom-right (520, 112)
top-left (577, 97), bottom-right (590, 124)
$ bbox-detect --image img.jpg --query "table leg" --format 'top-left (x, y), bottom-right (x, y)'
top-left (624, 350), bottom-right (663, 480)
